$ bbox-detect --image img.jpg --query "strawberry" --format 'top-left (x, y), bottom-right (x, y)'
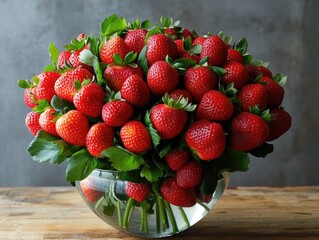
top-left (39, 108), bottom-right (59, 136)
top-left (124, 29), bottom-right (148, 54)
top-left (25, 111), bottom-right (42, 136)
top-left (237, 83), bottom-right (268, 111)
top-left (186, 120), bottom-right (226, 161)
top-left (160, 177), bottom-right (196, 207)
top-left (226, 49), bottom-right (243, 64)
top-left (54, 68), bottom-right (93, 102)
top-left (74, 83), bottom-right (105, 118)
top-left (102, 100), bottom-right (134, 127)
top-left (104, 64), bottom-right (143, 92)
top-left (150, 96), bottom-right (192, 140)
top-left (56, 110), bottom-right (89, 146)
top-left (100, 36), bottom-right (131, 64)
top-left (24, 88), bottom-right (37, 108)
top-left (174, 39), bottom-right (183, 52)
top-left (176, 161), bottom-right (203, 188)
top-left (126, 182), bottom-right (151, 202)
top-left (196, 191), bottom-right (213, 203)
top-left (76, 33), bottom-right (86, 41)
top-left (257, 66), bottom-right (272, 78)
top-left (80, 180), bottom-right (104, 203)
top-left (120, 75), bottom-right (150, 107)
top-left (175, 40), bottom-right (200, 63)
top-left (120, 120), bottom-right (151, 154)
top-left (222, 61), bottom-right (249, 89)
top-left (57, 51), bottom-right (71, 69)
top-left (164, 148), bottom-right (190, 171)
top-left (267, 109), bottom-right (292, 141)
top-left (259, 77), bottom-right (284, 108)
top-left (69, 49), bottom-right (94, 73)
top-left (192, 36), bottom-right (206, 46)
top-left (230, 112), bottom-right (270, 151)
top-left (245, 65), bottom-right (272, 80)
top-left (181, 29), bottom-right (195, 41)
top-left (200, 35), bottom-right (227, 66)
top-left (164, 28), bottom-right (178, 38)
top-left (146, 34), bottom-right (178, 66)
top-left (184, 66), bottom-right (218, 103)
top-left (34, 72), bottom-right (61, 103)
top-left (197, 90), bottom-right (234, 122)
top-left (169, 89), bottom-right (194, 103)
top-left (147, 61), bottom-right (179, 96)
top-left (86, 123), bottom-right (115, 157)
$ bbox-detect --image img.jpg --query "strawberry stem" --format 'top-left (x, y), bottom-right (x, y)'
top-left (163, 200), bottom-right (178, 234)
top-left (94, 196), bottom-right (105, 210)
top-left (156, 200), bottom-right (161, 233)
top-left (196, 199), bottom-right (210, 212)
top-left (140, 208), bottom-right (149, 233)
top-left (123, 197), bottom-right (134, 228)
top-left (178, 207), bottom-right (190, 228)
top-left (117, 201), bottom-right (123, 228)
top-left (156, 196), bottom-right (169, 230)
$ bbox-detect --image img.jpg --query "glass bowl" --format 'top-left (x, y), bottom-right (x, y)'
top-left (76, 169), bottom-right (229, 238)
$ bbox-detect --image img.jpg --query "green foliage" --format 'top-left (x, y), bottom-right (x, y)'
top-left (48, 42), bottom-right (60, 66)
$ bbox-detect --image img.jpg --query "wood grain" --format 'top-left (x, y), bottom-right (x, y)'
top-left (0, 187), bottom-right (318, 240)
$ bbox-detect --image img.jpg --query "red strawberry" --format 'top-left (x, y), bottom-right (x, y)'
top-left (245, 65), bottom-right (272, 80)
top-left (34, 72), bottom-right (61, 103)
top-left (200, 35), bottom-right (227, 66)
top-left (186, 120), bottom-right (226, 161)
top-left (56, 110), bottom-right (89, 146)
top-left (257, 66), bottom-right (272, 78)
top-left (76, 33), bottom-right (86, 41)
top-left (176, 161), bottom-right (203, 188)
top-left (69, 49), bottom-right (94, 73)
top-left (196, 191), bottom-right (213, 203)
top-left (192, 36), bottom-right (206, 46)
top-left (124, 29), bottom-right (148, 54)
top-left (102, 100), bottom-right (134, 127)
top-left (259, 77), bottom-right (284, 108)
top-left (184, 66), bottom-right (218, 103)
top-left (267, 109), bottom-right (292, 141)
top-left (175, 40), bottom-right (200, 63)
top-left (39, 108), bottom-right (59, 136)
top-left (164, 28), bottom-right (178, 38)
top-left (174, 39), bottom-right (183, 51)
top-left (74, 83), bottom-right (105, 118)
top-left (150, 103), bottom-right (188, 140)
top-left (197, 90), bottom-right (234, 121)
top-left (120, 75), bottom-right (150, 107)
top-left (54, 68), bottom-right (93, 102)
top-left (100, 36), bottom-right (131, 64)
top-left (126, 182), bottom-right (151, 202)
top-left (120, 121), bottom-right (151, 154)
top-left (169, 89), bottom-right (194, 103)
top-left (104, 64), bottom-right (143, 92)
top-left (25, 111), bottom-right (42, 136)
top-left (182, 29), bottom-right (195, 41)
top-left (226, 49), bottom-right (243, 64)
top-left (230, 112), bottom-right (270, 151)
top-left (57, 51), bottom-right (71, 69)
top-left (86, 123), bottom-right (114, 157)
top-left (164, 148), bottom-right (190, 171)
top-left (147, 61), bottom-right (179, 96)
top-left (160, 177), bottom-right (196, 207)
top-left (24, 88), bottom-right (37, 108)
top-left (146, 34), bottom-right (178, 66)
top-left (222, 61), bottom-right (249, 89)
top-left (80, 180), bottom-right (104, 203)
top-left (237, 83), bottom-right (268, 111)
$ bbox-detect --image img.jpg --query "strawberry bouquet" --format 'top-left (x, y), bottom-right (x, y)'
top-left (18, 15), bottom-right (291, 237)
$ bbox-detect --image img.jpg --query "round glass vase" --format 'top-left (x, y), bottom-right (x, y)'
top-left (76, 169), bottom-right (229, 238)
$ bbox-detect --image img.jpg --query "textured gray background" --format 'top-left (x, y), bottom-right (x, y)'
top-left (0, 0), bottom-right (318, 187)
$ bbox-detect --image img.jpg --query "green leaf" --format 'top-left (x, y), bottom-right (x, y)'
top-left (32, 99), bottom-right (50, 113)
top-left (100, 14), bottom-right (118, 36)
top-left (224, 35), bottom-right (233, 45)
top-left (183, 37), bottom-right (192, 50)
top-left (158, 142), bottom-right (173, 158)
top-left (101, 146), bottom-right (144, 171)
top-left (79, 49), bottom-right (94, 66)
top-left (144, 26), bottom-right (161, 43)
top-left (17, 79), bottom-right (32, 89)
top-left (144, 111), bottom-right (161, 147)
top-left (199, 161), bottom-right (218, 195)
top-left (63, 38), bottom-right (85, 52)
top-left (236, 38), bottom-right (248, 54)
top-left (138, 45), bottom-right (149, 75)
top-left (74, 80), bottom-right (82, 91)
top-left (118, 170), bottom-right (148, 183)
top-left (93, 57), bottom-right (109, 91)
top-left (51, 95), bottom-right (75, 113)
top-left (217, 148), bottom-right (250, 172)
top-left (273, 73), bottom-right (287, 86)
top-left (103, 203), bottom-right (115, 216)
top-left (249, 142), bottom-right (274, 158)
top-left (66, 149), bottom-right (97, 182)
top-left (43, 64), bottom-right (56, 72)
top-left (243, 54), bottom-right (253, 65)
top-left (48, 42), bottom-right (60, 66)
top-left (27, 130), bottom-right (73, 164)
top-left (199, 56), bottom-right (209, 66)
top-left (189, 44), bottom-right (202, 55)
top-left (140, 164), bottom-right (163, 182)
top-left (113, 53), bottom-right (123, 65)
top-left (141, 20), bottom-right (151, 29)
top-left (87, 34), bottom-right (100, 56)
top-left (209, 66), bottom-right (227, 78)
top-left (103, 17), bottom-right (127, 37)
top-left (124, 51), bottom-right (137, 64)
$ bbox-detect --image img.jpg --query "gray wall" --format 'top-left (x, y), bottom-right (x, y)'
top-left (1, 0), bottom-right (318, 187)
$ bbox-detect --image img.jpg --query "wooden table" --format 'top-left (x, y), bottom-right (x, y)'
top-left (0, 187), bottom-right (318, 240)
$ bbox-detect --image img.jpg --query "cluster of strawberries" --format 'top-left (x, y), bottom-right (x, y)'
top-left (20, 16), bottom-right (291, 208)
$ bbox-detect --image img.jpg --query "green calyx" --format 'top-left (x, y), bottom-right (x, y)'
top-left (32, 99), bottom-right (51, 113)
top-left (100, 14), bottom-right (127, 40)
top-left (273, 73), bottom-right (288, 86)
top-left (219, 82), bottom-right (238, 102)
top-left (218, 31), bottom-right (233, 45)
top-left (63, 37), bottom-right (86, 52)
top-left (17, 75), bottom-right (39, 89)
top-left (165, 55), bottom-right (196, 74)
top-left (113, 51), bottom-right (137, 66)
top-left (162, 93), bottom-right (196, 112)
top-left (249, 105), bottom-right (273, 122)
top-left (128, 18), bottom-right (151, 30)
top-left (160, 16), bottom-right (180, 28)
